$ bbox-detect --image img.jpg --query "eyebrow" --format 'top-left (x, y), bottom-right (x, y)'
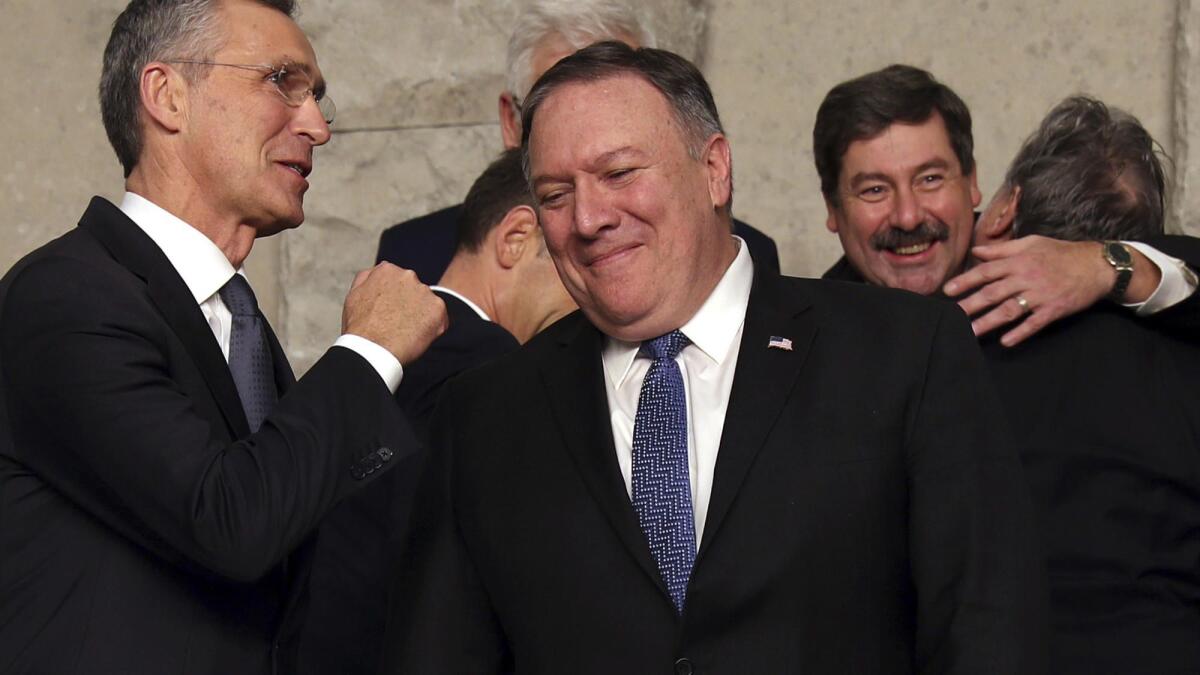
top-left (279, 57), bottom-right (326, 97)
top-left (846, 158), bottom-right (953, 190)
top-left (531, 145), bottom-right (642, 187)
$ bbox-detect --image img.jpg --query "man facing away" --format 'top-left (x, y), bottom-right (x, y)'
top-left (0, 1), bottom-right (444, 673)
top-left (298, 148), bottom-right (575, 674)
top-left (971, 96), bottom-right (1200, 674)
top-left (385, 41), bottom-right (1047, 674)
top-left (375, 0), bottom-right (780, 283)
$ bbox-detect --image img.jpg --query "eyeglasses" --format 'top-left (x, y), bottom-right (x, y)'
top-left (165, 60), bottom-right (336, 125)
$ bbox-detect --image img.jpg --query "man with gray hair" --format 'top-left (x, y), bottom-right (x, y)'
top-left (971, 96), bottom-right (1200, 674)
top-left (376, 0), bottom-right (779, 283)
top-left (0, 1), bottom-right (445, 672)
top-left (385, 41), bottom-right (1047, 674)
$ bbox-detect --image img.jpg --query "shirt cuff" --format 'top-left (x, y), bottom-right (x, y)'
top-left (1122, 241), bottom-right (1199, 316)
top-left (333, 334), bottom-right (404, 393)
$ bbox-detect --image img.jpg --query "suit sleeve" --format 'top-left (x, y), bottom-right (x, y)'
top-left (0, 254), bottom-right (420, 583)
top-left (906, 305), bottom-right (1050, 675)
top-left (382, 378), bottom-right (511, 673)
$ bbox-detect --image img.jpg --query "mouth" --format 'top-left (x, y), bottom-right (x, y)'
top-left (891, 241), bottom-right (934, 256)
top-left (585, 243), bottom-right (641, 268)
top-left (277, 161), bottom-right (312, 179)
top-left (871, 221), bottom-right (950, 261)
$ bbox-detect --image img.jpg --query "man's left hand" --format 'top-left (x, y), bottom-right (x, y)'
top-left (943, 236), bottom-right (1112, 347)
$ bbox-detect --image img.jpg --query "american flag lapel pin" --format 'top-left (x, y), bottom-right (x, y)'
top-left (767, 335), bottom-right (793, 351)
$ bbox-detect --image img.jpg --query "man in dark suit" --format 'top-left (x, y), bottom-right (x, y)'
top-left (384, 41), bottom-right (1048, 674)
top-left (298, 148), bottom-right (574, 674)
top-left (0, 1), bottom-right (445, 673)
top-left (968, 96), bottom-right (1200, 674)
top-left (814, 65), bottom-right (1197, 343)
top-left (814, 65), bottom-right (1200, 672)
top-left (376, 0), bottom-right (780, 284)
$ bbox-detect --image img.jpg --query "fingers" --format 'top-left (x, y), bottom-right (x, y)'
top-left (954, 270), bottom-right (1023, 318)
top-left (999, 308), bottom-right (1053, 347)
top-left (967, 294), bottom-right (1034, 338)
top-left (351, 268), bottom-right (372, 290)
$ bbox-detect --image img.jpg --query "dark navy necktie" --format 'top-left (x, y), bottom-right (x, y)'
top-left (631, 329), bottom-right (696, 614)
top-left (219, 274), bottom-right (277, 433)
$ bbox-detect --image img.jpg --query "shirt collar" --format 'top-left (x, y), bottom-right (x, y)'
top-left (431, 285), bottom-right (492, 322)
top-left (602, 235), bottom-right (754, 388)
top-left (119, 191), bottom-right (238, 304)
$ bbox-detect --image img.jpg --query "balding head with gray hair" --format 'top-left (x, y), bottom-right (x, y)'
top-left (1003, 96), bottom-right (1167, 241)
top-left (505, 0), bottom-right (655, 101)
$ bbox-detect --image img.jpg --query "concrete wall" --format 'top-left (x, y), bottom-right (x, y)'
top-left (3, 0), bottom-right (1195, 372)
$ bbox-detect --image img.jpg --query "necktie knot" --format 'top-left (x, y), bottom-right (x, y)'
top-left (219, 274), bottom-right (259, 317)
top-left (639, 329), bottom-right (690, 361)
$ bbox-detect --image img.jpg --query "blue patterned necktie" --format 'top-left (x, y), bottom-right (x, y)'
top-left (631, 329), bottom-right (695, 614)
top-left (219, 274), bottom-right (277, 433)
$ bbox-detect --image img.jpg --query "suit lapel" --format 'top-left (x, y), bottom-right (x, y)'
top-left (78, 197), bottom-right (251, 438)
top-left (536, 315), bottom-right (669, 598)
top-left (698, 271), bottom-right (817, 557)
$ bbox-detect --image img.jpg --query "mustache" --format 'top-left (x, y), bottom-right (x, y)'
top-left (870, 221), bottom-right (950, 251)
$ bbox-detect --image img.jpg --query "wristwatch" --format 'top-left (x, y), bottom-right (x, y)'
top-left (1101, 241), bottom-right (1134, 301)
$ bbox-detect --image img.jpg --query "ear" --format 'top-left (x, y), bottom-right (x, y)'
top-left (824, 196), bottom-right (841, 233)
top-left (498, 92), bottom-right (522, 150)
top-left (982, 185), bottom-right (1020, 242)
top-left (139, 62), bottom-right (188, 134)
top-left (702, 133), bottom-right (733, 211)
top-left (968, 169), bottom-right (982, 208)
top-left (493, 205), bottom-right (538, 269)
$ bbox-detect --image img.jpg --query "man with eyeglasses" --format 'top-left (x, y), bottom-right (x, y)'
top-left (0, 1), bottom-right (445, 673)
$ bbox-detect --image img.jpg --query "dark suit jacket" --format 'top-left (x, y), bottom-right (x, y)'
top-left (298, 290), bottom-right (519, 675)
top-left (377, 204), bottom-right (782, 284)
top-left (825, 237), bottom-right (1200, 674)
top-left (383, 270), bottom-right (1048, 674)
top-left (0, 197), bottom-right (418, 675)
top-left (982, 308), bottom-right (1200, 675)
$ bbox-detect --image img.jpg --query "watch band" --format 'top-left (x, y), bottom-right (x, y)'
top-left (1102, 241), bottom-right (1134, 301)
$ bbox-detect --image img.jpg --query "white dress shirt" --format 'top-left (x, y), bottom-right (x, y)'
top-left (119, 192), bottom-right (403, 392)
top-left (1124, 241), bottom-right (1198, 314)
top-left (601, 237), bottom-right (753, 544)
top-left (430, 285), bottom-right (491, 321)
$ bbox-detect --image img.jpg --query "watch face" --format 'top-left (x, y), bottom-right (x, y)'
top-left (1106, 242), bottom-right (1133, 265)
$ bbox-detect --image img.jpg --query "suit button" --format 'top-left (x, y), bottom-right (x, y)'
top-left (674, 657), bottom-right (693, 675)
top-left (378, 447), bottom-right (394, 461)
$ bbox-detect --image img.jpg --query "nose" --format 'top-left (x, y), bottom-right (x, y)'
top-left (889, 185), bottom-right (923, 231)
top-left (294, 96), bottom-right (332, 146)
top-left (572, 179), bottom-right (617, 236)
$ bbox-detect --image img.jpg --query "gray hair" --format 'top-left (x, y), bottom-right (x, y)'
top-left (505, 0), bottom-right (655, 101)
top-left (1004, 96), bottom-right (1167, 241)
top-left (99, 0), bottom-right (297, 177)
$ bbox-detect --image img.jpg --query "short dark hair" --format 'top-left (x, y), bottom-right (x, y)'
top-left (1004, 96), bottom-right (1166, 241)
top-left (519, 40), bottom-right (725, 176)
top-left (100, 0), bottom-right (297, 177)
top-left (813, 64), bottom-right (975, 205)
top-left (456, 149), bottom-right (535, 253)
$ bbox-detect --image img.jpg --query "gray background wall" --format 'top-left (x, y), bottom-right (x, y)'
top-left (3, 0), bottom-right (1197, 372)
